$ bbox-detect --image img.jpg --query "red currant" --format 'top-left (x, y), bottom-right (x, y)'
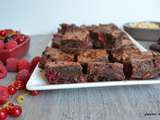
top-left (0, 109), bottom-right (8, 120)
top-left (20, 34), bottom-right (26, 39)
top-left (30, 90), bottom-right (40, 96)
top-left (0, 30), bottom-right (7, 37)
top-left (8, 85), bottom-right (17, 95)
top-left (2, 107), bottom-right (9, 114)
top-left (1, 102), bottom-right (14, 116)
top-left (14, 80), bottom-right (25, 90)
top-left (98, 33), bottom-right (106, 45)
top-left (15, 35), bottom-right (26, 44)
top-left (9, 105), bottom-right (22, 117)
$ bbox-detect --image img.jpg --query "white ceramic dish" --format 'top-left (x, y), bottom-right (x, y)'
top-left (26, 33), bottom-right (160, 91)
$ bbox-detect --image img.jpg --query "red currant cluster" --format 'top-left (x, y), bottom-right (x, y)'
top-left (0, 29), bottom-right (28, 50)
top-left (0, 56), bottom-right (41, 120)
top-left (0, 102), bottom-right (22, 119)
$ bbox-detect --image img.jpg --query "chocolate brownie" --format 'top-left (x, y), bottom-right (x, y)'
top-left (52, 23), bottom-right (82, 48)
top-left (39, 47), bottom-right (74, 69)
top-left (90, 24), bottom-right (134, 50)
top-left (111, 45), bottom-right (141, 63)
top-left (45, 61), bottom-right (84, 84)
top-left (61, 28), bottom-right (92, 49)
top-left (87, 62), bottom-right (125, 82)
top-left (129, 52), bottom-right (159, 79)
top-left (90, 25), bottom-right (116, 50)
top-left (111, 30), bottom-right (134, 49)
top-left (52, 26), bottom-right (93, 51)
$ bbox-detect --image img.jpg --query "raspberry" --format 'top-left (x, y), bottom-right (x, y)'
top-left (87, 74), bottom-right (94, 82)
top-left (16, 37), bottom-right (25, 44)
top-left (45, 72), bottom-right (60, 83)
top-left (0, 64), bottom-right (7, 80)
top-left (98, 33), bottom-right (106, 45)
top-left (31, 56), bottom-right (41, 71)
top-left (79, 73), bottom-right (85, 82)
top-left (5, 40), bottom-right (17, 49)
top-left (30, 90), bottom-right (40, 96)
top-left (0, 40), bottom-right (4, 49)
top-left (16, 69), bottom-right (30, 85)
top-left (17, 59), bottom-right (30, 72)
top-left (0, 86), bottom-right (9, 105)
top-left (6, 57), bottom-right (19, 72)
top-left (12, 34), bottom-right (27, 44)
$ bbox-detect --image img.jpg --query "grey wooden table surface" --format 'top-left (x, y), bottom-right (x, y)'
top-left (1, 34), bottom-right (160, 120)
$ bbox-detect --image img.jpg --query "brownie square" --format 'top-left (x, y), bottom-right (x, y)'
top-left (130, 53), bottom-right (158, 79)
top-left (112, 30), bottom-right (134, 49)
top-left (45, 61), bottom-right (84, 84)
top-left (111, 45), bottom-right (141, 63)
top-left (52, 23), bottom-right (76, 48)
top-left (61, 28), bottom-right (92, 49)
top-left (39, 47), bottom-right (74, 69)
top-left (87, 62), bottom-right (125, 82)
top-left (90, 25), bottom-right (116, 50)
top-left (52, 24), bottom-right (93, 49)
top-left (90, 24), bottom-right (134, 50)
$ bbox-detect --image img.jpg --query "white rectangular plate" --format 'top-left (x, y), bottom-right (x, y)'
top-left (26, 34), bottom-right (160, 90)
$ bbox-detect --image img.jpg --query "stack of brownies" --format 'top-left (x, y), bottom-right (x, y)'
top-left (39, 23), bottom-right (160, 84)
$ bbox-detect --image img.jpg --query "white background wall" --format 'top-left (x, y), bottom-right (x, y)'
top-left (0, 0), bottom-right (159, 35)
